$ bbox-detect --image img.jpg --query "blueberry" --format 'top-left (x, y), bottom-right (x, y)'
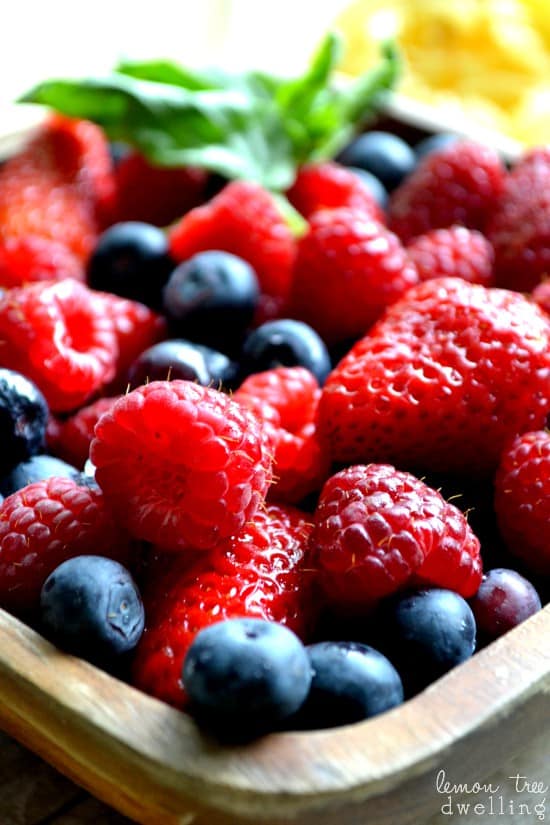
top-left (87, 221), bottom-right (174, 309)
top-left (127, 339), bottom-right (238, 390)
top-left (292, 641), bottom-right (403, 730)
top-left (163, 251), bottom-right (259, 353)
top-left (414, 133), bottom-right (459, 160)
top-left (0, 370), bottom-right (49, 476)
top-left (336, 131), bottom-right (416, 191)
top-left (182, 618), bottom-right (312, 739)
top-left (347, 167), bottom-right (388, 209)
top-left (381, 588), bottom-right (476, 694)
top-left (242, 319), bottom-right (331, 385)
top-left (470, 568), bottom-right (541, 642)
top-left (200, 345), bottom-right (240, 390)
top-left (40, 556), bottom-right (144, 664)
top-left (0, 454), bottom-right (79, 497)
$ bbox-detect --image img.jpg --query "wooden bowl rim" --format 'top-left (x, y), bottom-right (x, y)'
top-left (0, 600), bottom-right (548, 819)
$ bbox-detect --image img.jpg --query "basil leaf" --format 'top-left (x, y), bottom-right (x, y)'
top-left (20, 35), bottom-right (399, 192)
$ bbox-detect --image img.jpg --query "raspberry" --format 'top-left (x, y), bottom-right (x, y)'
top-left (310, 464), bottom-right (481, 612)
top-left (0, 279), bottom-right (118, 412)
top-left (318, 278), bottom-right (550, 475)
top-left (0, 116), bottom-right (115, 259)
top-left (114, 151), bottom-right (208, 226)
top-left (48, 397), bottom-right (119, 469)
top-left (91, 381), bottom-right (273, 551)
top-left (169, 181), bottom-right (295, 312)
top-left (532, 280), bottom-right (550, 315)
top-left (289, 208), bottom-right (419, 343)
top-left (287, 162), bottom-right (384, 221)
top-left (406, 226), bottom-right (494, 286)
top-left (93, 292), bottom-right (166, 383)
top-left (494, 430), bottom-right (550, 575)
top-left (487, 153), bottom-right (550, 291)
top-left (388, 141), bottom-right (505, 243)
top-left (0, 476), bottom-right (130, 614)
top-left (235, 368), bottom-right (330, 503)
top-left (0, 237), bottom-right (85, 288)
top-left (132, 503), bottom-right (314, 708)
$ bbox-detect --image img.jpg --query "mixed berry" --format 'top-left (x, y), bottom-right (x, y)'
top-left (0, 110), bottom-right (547, 743)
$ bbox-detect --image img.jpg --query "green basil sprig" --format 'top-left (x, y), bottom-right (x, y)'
top-left (20, 35), bottom-right (399, 192)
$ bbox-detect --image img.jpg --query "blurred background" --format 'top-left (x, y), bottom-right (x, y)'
top-left (2, 0), bottom-right (549, 146)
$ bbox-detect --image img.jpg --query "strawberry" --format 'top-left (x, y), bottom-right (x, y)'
top-left (318, 278), bottom-right (550, 475)
top-left (287, 162), bottom-right (384, 221)
top-left (0, 237), bottom-right (85, 288)
top-left (132, 504), bottom-right (315, 708)
top-left (0, 115), bottom-right (115, 260)
top-left (289, 208), bottom-right (419, 343)
top-left (235, 367), bottom-right (320, 434)
top-left (93, 292), bottom-right (166, 384)
top-left (47, 397), bottom-right (120, 469)
top-left (532, 280), bottom-right (550, 315)
top-left (114, 151), bottom-right (208, 226)
top-left (235, 368), bottom-right (330, 503)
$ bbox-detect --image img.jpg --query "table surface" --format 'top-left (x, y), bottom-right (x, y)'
top-left (0, 732), bottom-right (131, 825)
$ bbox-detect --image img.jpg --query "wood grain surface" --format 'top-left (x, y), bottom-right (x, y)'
top-left (0, 603), bottom-right (548, 825)
top-left (0, 731), bottom-right (129, 825)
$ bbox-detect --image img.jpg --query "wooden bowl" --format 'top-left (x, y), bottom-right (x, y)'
top-left (0, 103), bottom-right (547, 825)
top-left (0, 605), bottom-right (548, 825)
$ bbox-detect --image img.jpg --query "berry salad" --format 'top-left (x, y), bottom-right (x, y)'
top-left (0, 37), bottom-right (548, 742)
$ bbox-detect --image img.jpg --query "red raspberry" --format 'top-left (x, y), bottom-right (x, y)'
top-left (48, 397), bottom-right (120, 469)
top-left (406, 226), bottom-right (494, 286)
top-left (287, 162), bottom-right (384, 221)
top-left (169, 181), bottom-right (296, 312)
top-left (0, 116), bottom-right (115, 259)
top-left (487, 153), bottom-right (550, 291)
top-left (235, 367), bottom-right (320, 433)
top-left (235, 368), bottom-right (330, 503)
top-left (0, 279), bottom-right (118, 412)
top-left (289, 208), bottom-right (419, 343)
top-left (132, 503), bottom-right (314, 708)
top-left (318, 278), bottom-right (550, 475)
top-left (114, 151), bottom-right (208, 227)
top-left (0, 237), bottom-right (85, 288)
top-left (93, 292), bottom-right (166, 382)
top-left (494, 430), bottom-right (550, 575)
top-left (311, 464), bottom-right (481, 613)
top-left (91, 381), bottom-right (273, 551)
top-left (389, 141), bottom-right (505, 243)
top-left (532, 280), bottom-right (550, 315)
top-left (0, 476), bottom-right (130, 614)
